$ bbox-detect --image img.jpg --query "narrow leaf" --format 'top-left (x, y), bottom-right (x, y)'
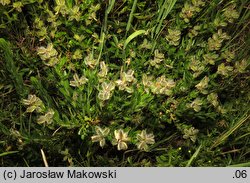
top-left (123, 30), bottom-right (146, 50)
top-left (0, 151), bottom-right (19, 157)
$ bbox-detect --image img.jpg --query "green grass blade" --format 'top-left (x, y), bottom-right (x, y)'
top-left (123, 30), bottom-right (146, 50)
top-left (154, 0), bottom-right (177, 37)
top-left (151, 0), bottom-right (177, 52)
top-left (0, 38), bottom-right (28, 98)
top-left (97, 0), bottom-right (115, 62)
top-left (126, 0), bottom-right (138, 33)
top-left (156, 0), bottom-right (165, 22)
top-left (0, 151), bottom-right (19, 157)
top-left (228, 162), bottom-right (250, 167)
top-left (30, 76), bottom-right (54, 108)
top-left (186, 144), bottom-right (202, 167)
top-left (107, 0), bottom-right (116, 15)
top-left (0, 120), bottom-right (9, 135)
top-left (211, 113), bottom-right (250, 149)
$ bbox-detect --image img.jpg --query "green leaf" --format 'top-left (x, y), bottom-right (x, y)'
top-left (0, 151), bottom-right (19, 157)
top-left (211, 113), bottom-right (250, 149)
top-left (0, 38), bottom-right (28, 98)
top-left (123, 30), bottom-right (146, 50)
top-left (126, 0), bottom-right (138, 33)
top-left (107, 0), bottom-right (115, 15)
top-left (30, 76), bottom-right (54, 108)
top-left (186, 144), bottom-right (202, 167)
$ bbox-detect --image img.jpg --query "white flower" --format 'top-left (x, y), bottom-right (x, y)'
top-left (98, 81), bottom-right (115, 101)
top-left (72, 49), bottom-right (83, 60)
top-left (136, 130), bottom-right (155, 151)
top-left (102, 81), bottom-right (115, 92)
top-left (45, 57), bottom-right (59, 67)
top-left (139, 39), bottom-right (152, 49)
top-left (116, 69), bottom-right (136, 91)
top-left (98, 90), bottom-right (111, 101)
top-left (235, 59), bottom-right (248, 73)
top-left (187, 98), bottom-right (203, 112)
top-left (183, 127), bottom-right (199, 142)
top-left (124, 69), bottom-right (136, 83)
top-left (151, 75), bottom-right (175, 95)
top-left (189, 57), bottom-right (205, 77)
top-left (112, 129), bottom-right (130, 150)
top-left (0, 0), bottom-right (10, 6)
top-left (142, 74), bottom-right (154, 93)
top-left (91, 126), bottom-right (110, 148)
top-left (207, 93), bottom-right (219, 107)
top-left (84, 53), bottom-right (97, 69)
top-left (22, 94), bottom-right (44, 113)
top-left (142, 74), bottom-right (153, 87)
top-left (70, 73), bottom-right (88, 87)
top-left (98, 61), bottom-right (108, 78)
top-left (37, 109), bottom-right (55, 125)
top-left (217, 63), bottom-right (233, 76)
top-left (37, 43), bottom-right (58, 61)
top-left (13, 2), bottom-right (23, 12)
top-left (195, 76), bottom-right (209, 94)
top-left (150, 49), bottom-right (165, 67)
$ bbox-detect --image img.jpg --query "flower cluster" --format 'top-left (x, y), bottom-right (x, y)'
top-left (203, 53), bottom-right (219, 65)
top-left (152, 76), bottom-right (176, 95)
top-left (46, 10), bottom-right (61, 38)
top-left (207, 93), bottom-right (219, 107)
top-left (179, 0), bottom-right (205, 23)
top-left (37, 109), bottom-right (55, 125)
top-left (188, 25), bottom-right (201, 38)
top-left (222, 4), bottom-right (239, 23)
top-left (213, 17), bottom-right (228, 28)
top-left (53, 0), bottom-right (82, 21)
top-left (13, 2), bottom-right (23, 12)
top-left (0, 0), bottom-right (10, 6)
top-left (187, 98), bottom-right (203, 112)
top-left (72, 49), bottom-right (83, 60)
top-left (142, 74), bottom-right (175, 96)
top-left (22, 95), bottom-right (55, 125)
top-left (149, 49), bottom-right (165, 67)
top-left (91, 127), bottom-right (155, 151)
top-left (70, 73), bottom-right (88, 88)
top-left (98, 81), bottom-right (115, 101)
top-left (183, 127), bottom-right (199, 142)
top-left (84, 53), bottom-right (98, 69)
top-left (91, 126), bottom-right (110, 148)
top-left (195, 76), bottom-right (209, 94)
top-left (54, 0), bottom-right (68, 16)
top-left (98, 61), bottom-right (108, 79)
top-left (112, 129), bottom-right (130, 150)
top-left (208, 29), bottom-right (230, 51)
top-left (136, 130), bottom-right (155, 151)
top-left (139, 39), bottom-right (152, 50)
top-left (85, 4), bottom-right (101, 25)
top-left (217, 63), bottom-right (233, 77)
top-left (235, 59), bottom-right (248, 73)
top-left (37, 43), bottom-right (59, 66)
top-left (115, 69), bottom-right (136, 93)
top-left (189, 56), bottom-right (205, 78)
top-left (33, 17), bottom-right (48, 41)
top-left (22, 94), bottom-right (45, 113)
top-left (221, 50), bottom-right (235, 63)
top-left (68, 6), bottom-right (81, 21)
top-left (165, 29), bottom-right (181, 46)
top-left (207, 93), bottom-right (227, 114)
top-left (142, 74), bottom-right (154, 93)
